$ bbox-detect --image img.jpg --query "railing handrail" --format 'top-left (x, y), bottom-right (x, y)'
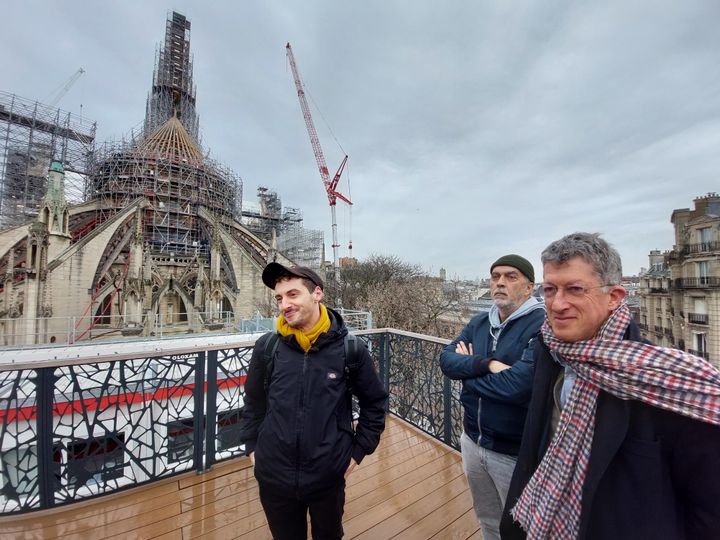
top-left (0, 328), bottom-right (445, 373)
top-left (0, 333), bottom-right (263, 371)
top-left (356, 327), bottom-right (451, 345)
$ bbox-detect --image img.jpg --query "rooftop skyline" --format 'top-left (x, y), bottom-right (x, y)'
top-left (3, 1), bottom-right (720, 279)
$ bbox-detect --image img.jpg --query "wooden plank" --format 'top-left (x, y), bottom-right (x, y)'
top-left (0, 481), bottom-right (181, 533)
top-left (343, 463), bottom-right (464, 538)
top-left (345, 453), bottom-right (460, 520)
top-left (67, 502), bottom-right (182, 540)
top-left (393, 490), bottom-right (475, 539)
top-left (181, 495), bottom-right (264, 538)
top-left (28, 491), bottom-right (182, 539)
top-left (349, 439), bottom-right (445, 484)
top-left (178, 456), bottom-right (253, 489)
top-left (0, 417), bottom-right (475, 540)
top-left (189, 507), bottom-right (267, 539)
top-left (466, 528), bottom-right (484, 539)
top-left (346, 450), bottom-right (457, 505)
top-left (177, 467), bottom-right (257, 507)
top-left (116, 483), bottom-right (261, 540)
top-left (235, 524), bottom-right (273, 540)
top-left (148, 531), bottom-right (184, 540)
top-left (350, 472), bottom-right (469, 539)
top-left (429, 507), bottom-right (481, 540)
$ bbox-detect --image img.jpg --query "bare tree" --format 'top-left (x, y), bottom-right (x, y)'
top-left (366, 276), bottom-right (462, 338)
top-left (276, 254), bottom-right (464, 337)
top-left (326, 254), bottom-right (423, 310)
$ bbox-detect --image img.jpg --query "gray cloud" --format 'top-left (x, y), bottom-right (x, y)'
top-left (2, 0), bottom-right (719, 279)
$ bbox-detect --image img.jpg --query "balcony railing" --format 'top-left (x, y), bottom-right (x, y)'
top-left (688, 313), bottom-right (709, 325)
top-left (663, 328), bottom-right (674, 338)
top-left (674, 277), bottom-right (720, 289)
top-left (0, 329), bottom-right (460, 515)
top-left (649, 287), bottom-right (668, 294)
top-left (689, 349), bottom-right (710, 360)
top-left (654, 325), bottom-right (664, 334)
top-left (681, 241), bottom-right (720, 255)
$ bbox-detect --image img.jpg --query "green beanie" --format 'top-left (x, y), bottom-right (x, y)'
top-left (490, 254), bottom-right (535, 283)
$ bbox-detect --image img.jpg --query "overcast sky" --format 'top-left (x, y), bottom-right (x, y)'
top-left (3, 1), bottom-right (720, 280)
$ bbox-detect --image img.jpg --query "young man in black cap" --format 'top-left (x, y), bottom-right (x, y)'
top-left (439, 254), bottom-right (544, 540)
top-left (239, 262), bottom-right (388, 540)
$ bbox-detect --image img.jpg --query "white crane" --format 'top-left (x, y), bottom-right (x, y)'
top-left (46, 67), bottom-right (85, 109)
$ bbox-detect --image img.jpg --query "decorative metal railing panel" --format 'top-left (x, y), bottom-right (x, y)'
top-left (358, 331), bottom-right (461, 448)
top-left (0, 353), bottom-right (206, 513)
top-left (0, 368), bottom-right (39, 509)
top-left (206, 347), bottom-right (255, 466)
top-left (0, 329), bottom-right (459, 515)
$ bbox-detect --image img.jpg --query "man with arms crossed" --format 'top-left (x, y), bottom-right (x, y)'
top-left (240, 263), bottom-right (387, 540)
top-left (440, 255), bottom-right (545, 540)
top-left (501, 232), bottom-right (720, 540)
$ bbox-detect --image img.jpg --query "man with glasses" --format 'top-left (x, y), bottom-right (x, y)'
top-left (440, 255), bottom-right (545, 540)
top-left (501, 232), bottom-right (720, 540)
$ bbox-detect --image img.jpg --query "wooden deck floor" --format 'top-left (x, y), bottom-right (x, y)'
top-left (0, 416), bottom-right (481, 539)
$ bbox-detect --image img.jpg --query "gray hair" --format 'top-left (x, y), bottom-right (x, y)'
top-left (541, 232), bottom-right (622, 285)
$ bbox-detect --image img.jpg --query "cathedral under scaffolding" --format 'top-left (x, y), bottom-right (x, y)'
top-left (0, 11), bottom-right (323, 346)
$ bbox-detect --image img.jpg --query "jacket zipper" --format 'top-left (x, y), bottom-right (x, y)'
top-left (295, 351), bottom-right (309, 495)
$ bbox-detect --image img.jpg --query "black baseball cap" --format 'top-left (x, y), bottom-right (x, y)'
top-left (262, 262), bottom-right (324, 290)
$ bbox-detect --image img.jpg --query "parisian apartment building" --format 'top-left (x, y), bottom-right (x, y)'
top-left (638, 193), bottom-right (720, 368)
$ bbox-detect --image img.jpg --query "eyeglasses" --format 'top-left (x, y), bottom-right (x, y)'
top-left (541, 283), bottom-right (612, 300)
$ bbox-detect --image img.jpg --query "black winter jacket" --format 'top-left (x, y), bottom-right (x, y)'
top-left (440, 305), bottom-right (544, 455)
top-left (240, 309), bottom-right (388, 496)
top-left (500, 322), bottom-right (720, 540)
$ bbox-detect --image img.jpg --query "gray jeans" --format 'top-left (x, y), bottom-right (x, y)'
top-left (460, 431), bottom-right (517, 540)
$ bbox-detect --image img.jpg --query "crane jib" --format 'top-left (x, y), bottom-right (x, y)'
top-left (286, 43), bottom-right (353, 270)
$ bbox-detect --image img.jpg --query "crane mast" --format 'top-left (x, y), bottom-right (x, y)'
top-left (286, 43), bottom-right (351, 270)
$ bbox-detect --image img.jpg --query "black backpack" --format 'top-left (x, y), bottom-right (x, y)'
top-left (261, 332), bottom-right (362, 415)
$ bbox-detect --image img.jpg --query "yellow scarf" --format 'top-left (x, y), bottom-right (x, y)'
top-left (276, 303), bottom-right (330, 352)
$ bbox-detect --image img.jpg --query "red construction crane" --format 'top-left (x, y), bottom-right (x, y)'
top-left (286, 42), bottom-right (352, 270)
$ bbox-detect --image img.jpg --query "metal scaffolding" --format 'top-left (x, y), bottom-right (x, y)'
top-left (90, 121), bottom-right (241, 256)
top-left (241, 187), bottom-right (296, 240)
top-left (277, 223), bottom-right (325, 270)
top-left (144, 11), bottom-right (199, 142)
top-left (241, 186), bottom-right (325, 270)
top-left (0, 91), bottom-right (96, 228)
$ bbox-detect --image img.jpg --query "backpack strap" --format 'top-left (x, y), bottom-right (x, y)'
top-left (262, 332), bottom-right (280, 395)
top-left (262, 331), bottom-right (362, 407)
top-left (344, 334), bottom-right (360, 396)
top-left (344, 333), bottom-right (365, 426)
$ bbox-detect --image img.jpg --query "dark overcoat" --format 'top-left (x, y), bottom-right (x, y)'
top-left (500, 322), bottom-right (720, 540)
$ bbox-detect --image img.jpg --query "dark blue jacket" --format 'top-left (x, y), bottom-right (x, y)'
top-left (240, 309), bottom-right (388, 497)
top-left (500, 322), bottom-right (720, 540)
top-left (440, 305), bottom-right (545, 455)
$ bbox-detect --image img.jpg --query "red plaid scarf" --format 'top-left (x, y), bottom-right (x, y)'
top-left (511, 303), bottom-right (720, 539)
